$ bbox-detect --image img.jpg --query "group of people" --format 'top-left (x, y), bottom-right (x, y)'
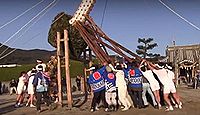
top-left (14, 59), bottom-right (55, 113)
top-left (87, 60), bottom-right (183, 112)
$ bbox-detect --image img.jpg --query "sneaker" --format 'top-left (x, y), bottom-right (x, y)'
top-left (122, 107), bottom-right (129, 111)
top-left (19, 104), bottom-right (23, 107)
top-left (178, 104), bottom-right (182, 109)
top-left (90, 108), bottom-right (95, 112)
top-left (30, 104), bottom-right (36, 108)
top-left (104, 108), bottom-right (109, 112)
top-left (95, 106), bottom-right (99, 111)
top-left (37, 110), bottom-right (41, 113)
top-left (169, 106), bottom-right (174, 111)
top-left (26, 103), bottom-right (29, 107)
top-left (158, 104), bottom-right (162, 109)
top-left (14, 104), bottom-right (19, 108)
top-left (143, 105), bottom-right (149, 108)
top-left (120, 106), bottom-right (125, 109)
top-left (165, 106), bottom-right (173, 112)
top-left (174, 104), bottom-right (178, 108)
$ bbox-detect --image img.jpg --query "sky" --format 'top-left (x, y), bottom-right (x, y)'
top-left (0, 0), bottom-right (200, 57)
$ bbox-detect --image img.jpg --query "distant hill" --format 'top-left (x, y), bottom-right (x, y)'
top-left (0, 43), bottom-right (55, 64)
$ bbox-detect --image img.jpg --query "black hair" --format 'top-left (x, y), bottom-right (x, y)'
top-left (131, 61), bottom-right (139, 69)
top-left (158, 62), bottom-right (165, 67)
top-left (116, 65), bottom-right (123, 70)
top-left (20, 71), bottom-right (26, 77)
top-left (31, 70), bottom-right (37, 73)
top-left (140, 66), bottom-right (146, 72)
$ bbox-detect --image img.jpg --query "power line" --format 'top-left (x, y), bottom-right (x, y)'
top-left (0, 0), bottom-right (57, 49)
top-left (0, 33), bottom-right (40, 60)
top-left (0, 49), bottom-right (16, 60)
top-left (100, 0), bottom-right (108, 28)
top-left (0, 0), bottom-right (44, 30)
top-left (158, 0), bottom-right (200, 31)
top-left (0, 1), bottom-right (57, 57)
top-left (0, 0), bottom-right (58, 60)
top-left (0, 33), bottom-right (42, 60)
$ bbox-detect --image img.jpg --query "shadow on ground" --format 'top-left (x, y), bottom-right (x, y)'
top-left (0, 104), bottom-right (16, 114)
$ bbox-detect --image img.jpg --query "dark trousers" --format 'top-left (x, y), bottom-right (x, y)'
top-left (129, 89), bottom-right (143, 108)
top-left (0, 87), bottom-right (2, 94)
top-left (91, 89), bottom-right (108, 109)
top-left (36, 91), bottom-right (50, 111)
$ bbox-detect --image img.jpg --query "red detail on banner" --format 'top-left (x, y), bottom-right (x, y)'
top-left (108, 73), bottom-right (114, 79)
top-left (93, 72), bottom-right (101, 80)
top-left (129, 69), bottom-right (135, 76)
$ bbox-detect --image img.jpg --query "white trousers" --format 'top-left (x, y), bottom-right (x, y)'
top-left (105, 91), bottom-right (117, 106)
top-left (118, 87), bottom-right (132, 108)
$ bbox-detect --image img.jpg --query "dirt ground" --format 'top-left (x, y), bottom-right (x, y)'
top-left (0, 85), bottom-right (200, 115)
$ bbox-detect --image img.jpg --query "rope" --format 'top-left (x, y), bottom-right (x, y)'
top-left (158, 0), bottom-right (200, 31)
top-left (0, 49), bottom-right (16, 60)
top-left (52, 13), bottom-right (65, 24)
top-left (0, 0), bottom-right (44, 30)
top-left (0, 1), bottom-right (56, 56)
top-left (0, 33), bottom-right (42, 60)
top-left (100, 0), bottom-right (108, 28)
top-left (0, 0), bottom-right (57, 49)
top-left (0, 0), bottom-right (58, 60)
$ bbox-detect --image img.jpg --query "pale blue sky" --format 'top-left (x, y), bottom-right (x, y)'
top-left (0, 0), bottom-right (200, 56)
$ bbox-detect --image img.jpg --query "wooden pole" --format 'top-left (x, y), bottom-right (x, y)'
top-left (56, 32), bottom-right (63, 106)
top-left (83, 24), bottom-right (132, 62)
top-left (74, 22), bottom-right (107, 63)
top-left (173, 41), bottom-right (179, 86)
top-left (81, 69), bottom-right (86, 93)
top-left (64, 30), bottom-right (73, 108)
top-left (83, 68), bottom-right (88, 93)
top-left (77, 22), bottom-right (111, 63)
top-left (199, 44), bottom-right (200, 70)
top-left (85, 15), bottom-right (142, 61)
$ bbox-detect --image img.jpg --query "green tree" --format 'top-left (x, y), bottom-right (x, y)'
top-left (136, 38), bottom-right (160, 58)
top-left (48, 12), bottom-right (87, 59)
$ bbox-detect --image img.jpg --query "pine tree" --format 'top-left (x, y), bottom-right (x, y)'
top-left (136, 38), bottom-right (160, 58)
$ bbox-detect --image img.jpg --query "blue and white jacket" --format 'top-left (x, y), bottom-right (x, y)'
top-left (123, 65), bottom-right (131, 84)
top-left (88, 66), bottom-right (107, 93)
top-left (128, 68), bottom-right (143, 89)
top-left (32, 72), bottom-right (49, 92)
top-left (104, 72), bottom-right (116, 92)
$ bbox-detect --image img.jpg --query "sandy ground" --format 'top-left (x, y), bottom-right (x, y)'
top-left (0, 84), bottom-right (200, 115)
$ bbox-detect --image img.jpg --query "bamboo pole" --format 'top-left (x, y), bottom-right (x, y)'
top-left (64, 30), bottom-right (73, 108)
top-left (77, 21), bottom-right (111, 63)
top-left (74, 23), bottom-right (104, 62)
top-left (83, 23), bottom-right (132, 62)
top-left (85, 15), bottom-right (142, 61)
top-left (78, 23), bottom-right (109, 63)
top-left (56, 32), bottom-right (63, 106)
top-left (81, 69), bottom-right (86, 93)
top-left (75, 22), bottom-right (107, 63)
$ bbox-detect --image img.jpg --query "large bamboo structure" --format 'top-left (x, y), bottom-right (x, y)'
top-left (69, 0), bottom-right (142, 64)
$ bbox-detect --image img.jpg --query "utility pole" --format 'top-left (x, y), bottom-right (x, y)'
top-left (64, 30), bottom-right (73, 108)
top-left (173, 41), bottom-right (178, 86)
top-left (56, 32), bottom-right (63, 106)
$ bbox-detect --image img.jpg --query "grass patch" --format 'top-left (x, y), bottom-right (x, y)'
top-left (0, 64), bottom-right (34, 81)
top-left (0, 60), bottom-right (85, 82)
top-left (68, 60), bottom-right (85, 78)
